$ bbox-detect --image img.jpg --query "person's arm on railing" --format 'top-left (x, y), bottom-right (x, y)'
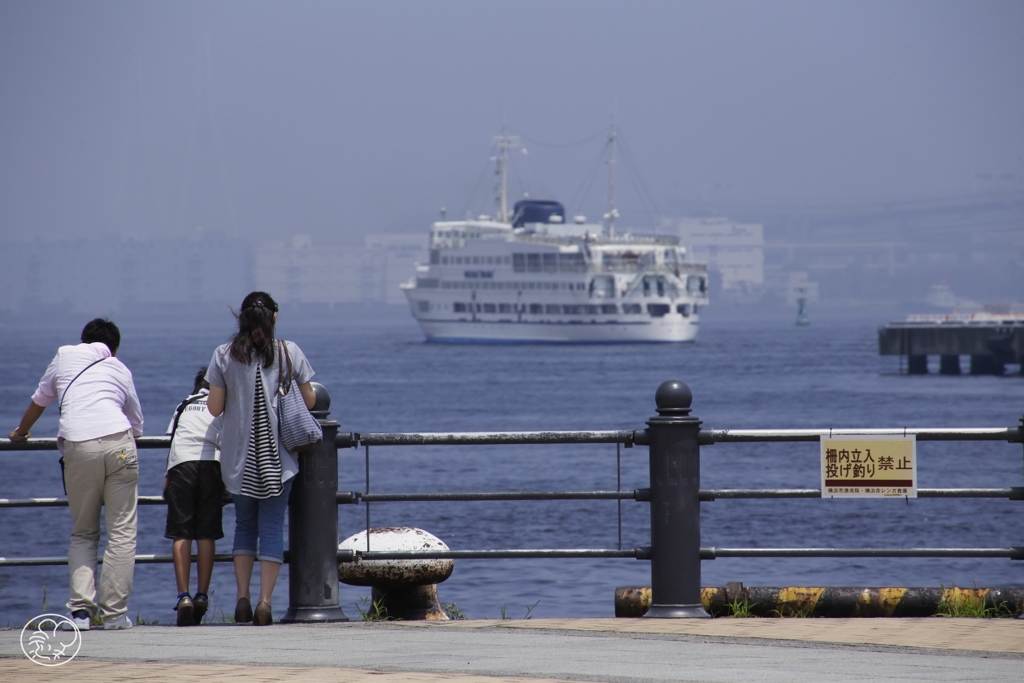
top-left (8, 401), bottom-right (45, 441)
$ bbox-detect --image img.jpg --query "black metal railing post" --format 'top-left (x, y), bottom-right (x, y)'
top-left (282, 382), bottom-right (349, 622)
top-left (644, 379), bottom-right (710, 618)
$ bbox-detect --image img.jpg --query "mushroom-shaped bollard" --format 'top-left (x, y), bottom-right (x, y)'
top-left (339, 527), bottom-right (454, 620)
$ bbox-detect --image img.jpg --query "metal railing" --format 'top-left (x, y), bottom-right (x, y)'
top-left (1, 380), bottom-right (1021, 620)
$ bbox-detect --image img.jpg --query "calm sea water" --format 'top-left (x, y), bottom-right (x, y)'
top-left (1, 306), bottom-right (1022, 626)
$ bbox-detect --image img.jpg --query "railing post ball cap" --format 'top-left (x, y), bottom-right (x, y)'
top-left (338, 527), bottom-right (454, 586)
top-left (654, 379), bottom-right (692, 417)
top-left (310, 382), bottom-right (330, 419)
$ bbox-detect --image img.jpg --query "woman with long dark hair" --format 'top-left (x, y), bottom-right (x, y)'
top-left (206, 292), bottom-right (316, 625)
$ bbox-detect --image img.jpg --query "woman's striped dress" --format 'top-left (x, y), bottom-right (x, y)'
top-left (241, 366), bottom-right (283, 499)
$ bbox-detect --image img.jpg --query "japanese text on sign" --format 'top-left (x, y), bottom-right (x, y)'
top-left (820, 435), bottom-right (916, 498)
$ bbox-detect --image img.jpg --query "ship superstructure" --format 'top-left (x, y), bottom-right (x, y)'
top-left (401, 122), bottom-right (709, 343)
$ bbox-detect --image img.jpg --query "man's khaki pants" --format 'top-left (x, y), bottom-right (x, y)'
top-left (63, 430), bottom-right (138, 622)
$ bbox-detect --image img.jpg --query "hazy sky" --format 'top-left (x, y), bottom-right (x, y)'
top-left (2, 1), bottom-right (1022, 243)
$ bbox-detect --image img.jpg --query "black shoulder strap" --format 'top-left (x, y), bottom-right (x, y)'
top-left (169, 393), bottom-right (205, 438)
top-left (59, 358), bottom-right (107, 414)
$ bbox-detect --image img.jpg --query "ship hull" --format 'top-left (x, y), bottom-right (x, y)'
top-left (414, 316), bottom-right (699, 343)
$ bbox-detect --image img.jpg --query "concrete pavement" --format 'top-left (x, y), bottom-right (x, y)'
top-left (2, 618), bottom-right (1022, 682)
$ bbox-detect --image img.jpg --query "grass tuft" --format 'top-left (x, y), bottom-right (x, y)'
top-left (355, 595), bottom-right (391, 621)
top-left (727, 597), bottom-right (757, 618)
top-left (442, 602), bottom-right (466, 620)
top-left (937, 583), bottom-right (1016, 618)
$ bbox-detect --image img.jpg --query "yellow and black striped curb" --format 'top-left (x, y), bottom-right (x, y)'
top-left (614, 584), bottom-right (1024, 618)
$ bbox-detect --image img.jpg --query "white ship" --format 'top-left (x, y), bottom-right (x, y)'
top-left (401, 122), bottom-right (709, 343)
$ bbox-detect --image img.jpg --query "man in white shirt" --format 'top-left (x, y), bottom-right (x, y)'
top-left (9, 318), bottom-right (144, 631)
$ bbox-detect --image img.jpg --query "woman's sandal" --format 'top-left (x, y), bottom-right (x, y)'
top-left (253, 601), bottom-right (273, 626)
top-left (234, 597), bottom-right (253, 623)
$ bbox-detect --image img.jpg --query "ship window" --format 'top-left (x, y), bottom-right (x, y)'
top-left (693, 304), bottom-right (701, 314)
top-left (416, 278), bottom-right (439, 289)
top-left (647, 303), bottom-right (670, 317)
top-left (677, 304), bottom-right (691, 317)
top-left (513, 254), bottom-right (526, 272)
top-left (623, 303), bottom-right (642, 314)
top-left (584, 305), bottom-right (599, 315)
top-left (483, 303), bottom-right (496, 313)
top-left (563, 305), bottom-right (582, 314)
top-left (498, 303), bottom-right (513, 313)
top-left (504, 256), bottom-right (511, 264)
top-left (454, 303), bottom-right (468, 313)
top-left (470, 256), bottom-right (478, 264)
top-left (559, 253), bottom-right (585, 272)
top-left (543, 253), bottom-right (557, 272)
top-left (417, 301), bottom-right (430, 312)
top-left (601, 304), bottom-right (618, 314)
top-left (529, 304), bottom-right (543, 314)
top-left (591, 275), bottom-right (615, 298)
top-left (441, 257), bottom-right (448, 264)
top-left (527, 253), bottom-right (542, 272)
top-left (657, 279), bottom-right (665, 297)
top-left (430, 250), bottom-right (440, 265)
top-left (687, 275), bottom-right (702, 293)
top-left (486, 256), bottom-right (494, 264)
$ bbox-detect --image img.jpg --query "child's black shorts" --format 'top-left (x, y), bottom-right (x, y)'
top-left (164, 460), bottom-right (225, 540)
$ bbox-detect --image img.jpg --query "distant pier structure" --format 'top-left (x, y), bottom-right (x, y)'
top-left (878, 313), bottom-right (1024, 376)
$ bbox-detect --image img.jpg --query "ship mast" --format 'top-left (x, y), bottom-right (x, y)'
top-left (603, 107), bottom-right (619, 238)
top-left (494, 123), bottom-right (520, 223)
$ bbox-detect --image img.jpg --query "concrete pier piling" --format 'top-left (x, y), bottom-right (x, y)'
top-left (878, 313), bottom-right (1024, 376)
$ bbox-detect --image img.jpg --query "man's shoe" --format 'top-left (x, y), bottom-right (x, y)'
top-left (103, 614), bottom-right (133, 630)
top-left (234, 597), bottom-right (253, 623)
top-left (253, 601), bottom-right (273, 626)
top-left (175, 595), bottom-right (194, 627)
top-left (62, 610), bottom-right (91, 631)
top-left (192, 593), bottom-right (209, 625)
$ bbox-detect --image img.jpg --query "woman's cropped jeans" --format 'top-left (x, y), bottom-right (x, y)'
top-left (231, 478), bottom-right (293, 563)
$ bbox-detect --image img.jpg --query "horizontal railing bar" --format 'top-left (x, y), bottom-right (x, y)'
top-left (0, 493), bottom-right (361, 508)
top-left (0, 548), bottom-right (646, 566)
top-left (5, 486), bottom-right (1018, 509)
top-left (0, 553), bottom-right (238, 567)
top-left (701, 547), bottom-right (1024, 560)
top-left (0, 433), bottom-right (359, 451)
top-left (361, 490), bottom-right (642, 502)
top-left (3, 426), bottom-right (1020, 451)
top-left (357, 549), bottom-right (645, 560)
top-left (7, 545), bottom-right (1023, 567)
top-left (701, 427), bottom-right (1022, 444)
top-left (700, 488), bottom-right (1023, 500)
top-left (357, 431), bottom-right (637, 446)
top-left (0, 495), bottom-right (172, 508)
